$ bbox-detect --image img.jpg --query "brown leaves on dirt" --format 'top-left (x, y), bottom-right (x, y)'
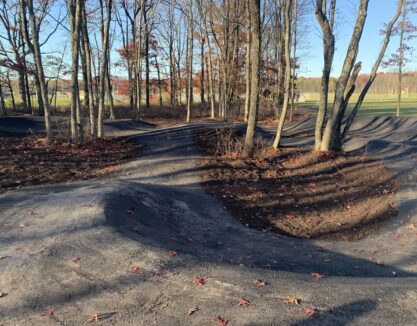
top-left (310, 273), bottom-right (324, 280)
top-left (253, 279), bottom-right (267, 287)
top-left (237, 298), bottom-right (250, 308)
top-left (131, 264), bottom-right (141, 273)
top-left (188, 306), bottom-right (199, 316)
top-left (41, 308), bottom-right (54, 316)
top-left (212, 315), bottom-right (228, 326)
top-left (87, 313), bottom-right (101, 323)
top-left (196, 130), bottom-right (399, 241)
top-left (193, 276), bottom-right (206, 286)
top-left (0, 135), bottom-right (140, 195)
top-left (285, 296), bottom-right (300, 305)
top-left (302, 307), bottom-right (316, 316)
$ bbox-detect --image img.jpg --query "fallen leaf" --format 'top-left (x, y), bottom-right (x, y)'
top-left (87, 313), bottom-right (101, 323)
top-left (71, 256), bottom-right (80, 263)
top-left (302, 307), bottom-right (316, 316)
top-left (237, 298), bottom-right (250, 307)
top-left (310, 273), bottom-right (324, 280)
top-left (212, 315), bottom-right (228, 326)
top-left (169, 251), bottom-right (177, 257)
top-left (188, 306), bottom-right (199, 316)
top-left (42, 308), bottom-right (54, 316)
top-left (253, 279), bottom-right (267, 287)
top-left (131, 264), bottom-right (141, 273)
top-left (407, 224), bottom-right (416, 230)
top-left (0, 256), bottom-right (6, 260)
top-left (285, 296), bottom-right (300, 305)
top-left (193, 275), bottom-right (205, 286)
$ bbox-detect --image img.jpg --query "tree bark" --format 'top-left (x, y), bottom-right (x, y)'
top-left (20, 0), bottom-right (52, 142)
top-left (243, 0), bottom-right (261, 156)
top-left (272, 0), bottom-right (292, 148)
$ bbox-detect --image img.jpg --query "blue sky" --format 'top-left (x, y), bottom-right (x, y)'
top-left (301, 0), bottom-right (416, 77)
top-left (40, 0), bottom-right (413, 79)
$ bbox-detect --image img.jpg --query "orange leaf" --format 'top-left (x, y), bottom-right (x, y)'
top-left (212, 315), bottom-right (228, 326)
top-left (302, 307), bottom-right (316, 316)
top-left (193, 275), bottom-right (206, 286)
top-left (285, 296), bottom-right (300, 305)
top-left (253, 279), bottom-right (267, 287)
top-left (131, 264), bottom-right (141, 273)
top-left (87, 313), bottom-right (101, 323)
top-left (237, 297), bottom-right (250, 307)
top-left (188, 306), bottom-right (199, 316)
top-left (310, 273), bottom-right (324, 280)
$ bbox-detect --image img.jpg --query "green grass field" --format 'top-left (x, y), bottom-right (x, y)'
top-left (298, 92), bottom-right (417, 116)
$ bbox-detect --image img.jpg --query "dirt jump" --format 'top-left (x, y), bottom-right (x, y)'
top-left (1, 115), bottom-right (417, 325)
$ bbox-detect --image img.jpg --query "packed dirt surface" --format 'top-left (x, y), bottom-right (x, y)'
top-left (0, 134), bottom-right (141, 194)
top-left (195, 128), bottom-right (399, 240)
top-left (1, 116), bottom-right (417, 325)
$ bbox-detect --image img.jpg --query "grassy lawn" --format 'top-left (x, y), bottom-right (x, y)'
top-left (298, 92), bottom-right (417, 116)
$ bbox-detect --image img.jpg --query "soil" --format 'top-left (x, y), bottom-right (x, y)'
top-left (195, 128), bottom-right (400, 241)
top-left (0, 133), bottom-right (141, 194)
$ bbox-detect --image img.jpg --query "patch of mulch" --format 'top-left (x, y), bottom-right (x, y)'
top-left (0, 133), bottom-right (141, 194)
top-left (195, 128), bottom-right (399, 241)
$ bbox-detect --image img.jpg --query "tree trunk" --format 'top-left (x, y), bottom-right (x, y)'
top-left (81, 4), bottom-right (96, 136)
top-left (20, 0), bottom-right (52, 142)
top-left (320, 0), bottom-right (369, 152)
top-left (273, 0), bottom-right (292, 149)
top-left (244, 0), bottom-right (251, 123)
top-left (314, 0), bottom-right (336, 150)
top-left (243, 0), bottom-right (261, 156)
top-left (186, 0), bottom-right (194, 123)
top-left (68, 0), bottom-right (83, 144)
top-left (97, 0), bottom-right (112, 138)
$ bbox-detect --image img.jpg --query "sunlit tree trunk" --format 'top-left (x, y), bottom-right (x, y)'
top-left (273, 0), bottom-right (292, 148)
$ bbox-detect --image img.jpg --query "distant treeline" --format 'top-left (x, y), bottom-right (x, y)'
top-left (298, 72), bottom-right (417, 95)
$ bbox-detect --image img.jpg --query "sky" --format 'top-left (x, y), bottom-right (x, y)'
top-left (300, 0), bottom-right (417, 77)
top-left (38, 0), bottom-right (415, 79)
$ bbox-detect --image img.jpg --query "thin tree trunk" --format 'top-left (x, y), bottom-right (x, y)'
top-left (186, 0), bottom-right (194, 123)
top-left (20, 0), bottom-right (52, 142)
top-left (289, 0), bottom-right (298, 122)
top-left (97, 0), bottom-right (112, 138)
top-left (243, 0), bottom-right (261, 156)
top-left (273, 0), bottom-right (292, 148)
top-left (244, 0), bottom-right (251, 123)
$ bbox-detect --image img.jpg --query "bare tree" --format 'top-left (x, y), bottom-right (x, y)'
top-left (19, 0), bottom-right (53, 142)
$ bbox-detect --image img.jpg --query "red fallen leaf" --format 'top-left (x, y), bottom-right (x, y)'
top-left (71, 256), bottom-right (80, 263)
top-left (169, 251), bottom-right (177, 257)
top-left (87, 313), bottom-right (101, 322)
top-left (238, 297), bottom-right (250, 307)
top-left (131, 264), bottom-right (141, 273)
top-left (302, 306), bottom-right (316, 316)
top-left (193, 275), bottom-right (206, 286)
top-left (253, 279), bottom-right (267, 287)
top-left (310, 273), bottom-right (324, 280)
top-left (42, 308), bottom-right (54, 316)
top-left (212, 315), bottom-right (228, 326)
